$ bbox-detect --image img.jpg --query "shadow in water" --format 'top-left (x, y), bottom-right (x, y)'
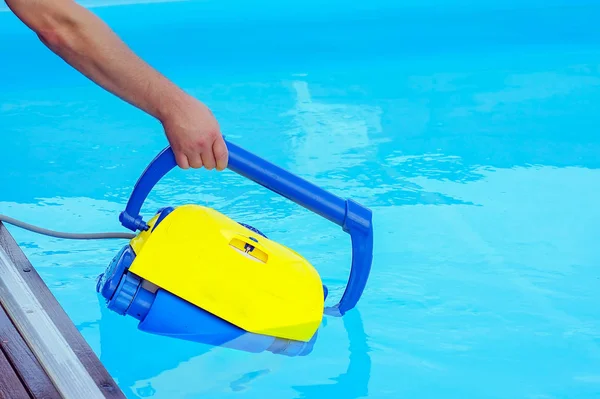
top-left (96, 299), bottom-right (216, 398)
top-left (292, 309), bottom-right (371, 399)
top-left (229, 369), bottom-right (271, 392)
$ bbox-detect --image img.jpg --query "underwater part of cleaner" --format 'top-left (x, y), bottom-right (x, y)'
top-left (0, 139), bottom-right (373, 358)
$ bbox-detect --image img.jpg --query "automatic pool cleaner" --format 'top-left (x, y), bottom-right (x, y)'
top-left (95, 140), bottom-right (373, 356)
top-left (0, 139), bottom-right (373, 357)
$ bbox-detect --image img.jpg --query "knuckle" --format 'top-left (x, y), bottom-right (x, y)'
top-left (195, 137), bottom-right (210, 150)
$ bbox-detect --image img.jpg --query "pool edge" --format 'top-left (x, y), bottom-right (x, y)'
top-left (0, 221), bottom-right (126, 399)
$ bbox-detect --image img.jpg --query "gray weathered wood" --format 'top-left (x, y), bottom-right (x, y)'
top-left (0, 222), bottom-right (126, 399)
top-left (0, 303), bottom-right (61, 399)
top-left (0, 343), bottom-right (31, 399)
top-left (0, 246), bottom-right (105, 398)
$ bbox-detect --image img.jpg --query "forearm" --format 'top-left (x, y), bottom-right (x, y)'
top-left (7, 0), bottom-right (229, 171)
top-left (6, 0), bottom-right (185, 122)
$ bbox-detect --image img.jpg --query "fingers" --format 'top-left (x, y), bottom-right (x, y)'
top-left (187, 139), bottom-right (214, 170)
top-left (213, 137), bottom-right (229, 171)
top-left (175, 152), bottom-right (190, 169)
top-left (170, 134), bottom-right (228, 171)
top-left (187, 152), bottom-right (204, 169)
top-left (186, 136), bottom-right (226, 171)
top-left (202, 146), bottom-right (217, 170)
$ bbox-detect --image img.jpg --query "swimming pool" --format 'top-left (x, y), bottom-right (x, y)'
top-left (2, 0), bottom-right (600, 397)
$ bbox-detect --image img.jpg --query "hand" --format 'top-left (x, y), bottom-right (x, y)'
top-left (160, 95), bottom-right (228, 170)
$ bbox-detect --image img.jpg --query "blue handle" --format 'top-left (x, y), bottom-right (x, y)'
top-left (119, 140), bottom-right (373, 316)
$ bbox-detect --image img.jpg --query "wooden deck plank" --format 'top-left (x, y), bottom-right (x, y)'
top-left (0, 245), bottom-right (105, 398)
top-left (0, 343), bottom-right (31, 399)
top-left (0, 222), bottom-right (126, 399)
top-left (0, 303), bottom-right (61, 399)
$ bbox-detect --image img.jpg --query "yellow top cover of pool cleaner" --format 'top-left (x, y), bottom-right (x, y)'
top-left (96, 139), bottom-right (373, 357)
top-left (129, 204), bottom-right (324, 342)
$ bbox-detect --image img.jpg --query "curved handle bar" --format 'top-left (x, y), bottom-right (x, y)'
top-left (119, 140), bottom-right (373, 316)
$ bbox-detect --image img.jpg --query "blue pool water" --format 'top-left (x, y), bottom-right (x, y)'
top-left (2, 1), bottom-right (600, 398)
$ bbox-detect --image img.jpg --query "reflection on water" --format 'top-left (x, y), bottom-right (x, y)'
top-left (292, 310), bottom-right (371, 399)
top-left (283, 80), bottom-right (377, 177)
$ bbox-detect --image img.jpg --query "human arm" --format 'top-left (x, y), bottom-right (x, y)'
top-left (4, 0), bottom-right (227, 170)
